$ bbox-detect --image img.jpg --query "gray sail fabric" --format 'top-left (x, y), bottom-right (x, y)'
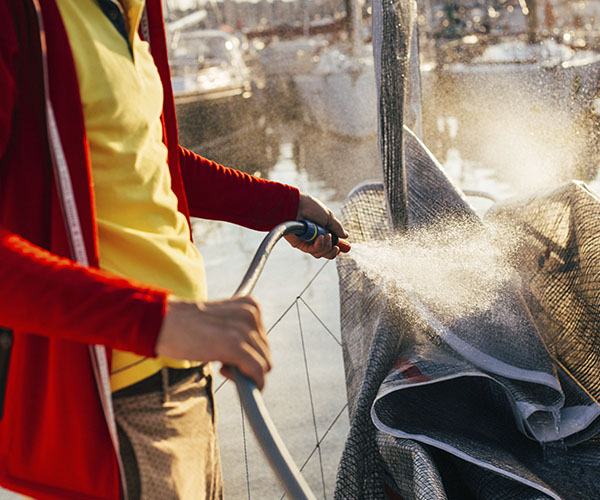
top-left (487, 181), bottom-right (600, 407)
top-left (333, 128), bottom-right (600, 499)
top-left (373, 0), bottom-right (417, 230)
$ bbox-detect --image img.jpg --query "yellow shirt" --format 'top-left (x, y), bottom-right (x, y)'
top-left (55, 0), bottom-right (206, 391)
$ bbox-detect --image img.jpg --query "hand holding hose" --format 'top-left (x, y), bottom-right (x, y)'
top-left (156, 199), bottom-right (350, 393)
top-left (155, 295), bottom-right (272, 390)
top-left (285, 193), bottom-right (351, 258)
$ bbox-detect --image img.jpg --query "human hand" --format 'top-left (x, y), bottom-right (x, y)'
top-left (155, 295), bottom-right (271, 390)
top-left (285, 192), bottom-right (351, 259)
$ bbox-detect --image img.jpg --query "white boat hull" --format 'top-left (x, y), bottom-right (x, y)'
top-left (293, 51), bottom-right (377, 139)
top-left (420, 45), bottom-right (600, 175)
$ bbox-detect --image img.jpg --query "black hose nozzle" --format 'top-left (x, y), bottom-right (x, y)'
top-left (293, 220), bottom-right (339, 246)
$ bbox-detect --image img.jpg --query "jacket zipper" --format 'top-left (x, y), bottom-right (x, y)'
top-left (30, 1), bottom-right (128, 497)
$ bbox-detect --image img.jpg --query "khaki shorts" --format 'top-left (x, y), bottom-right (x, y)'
top-left (113, 366), bottom-right (223, 500)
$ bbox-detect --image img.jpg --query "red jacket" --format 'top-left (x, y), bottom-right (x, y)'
top-left (0, 1), bottom-right (299, 499)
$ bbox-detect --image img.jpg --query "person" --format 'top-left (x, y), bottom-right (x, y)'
top-left (0, 1), bottom-right (350, 499)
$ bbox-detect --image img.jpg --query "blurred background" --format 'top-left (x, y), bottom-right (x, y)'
top-left (5, 1), bottom-right (600, 498)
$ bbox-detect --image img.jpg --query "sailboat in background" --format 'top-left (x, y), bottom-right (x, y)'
top-left (419, 0), bottom-right (600, 176)
top-left (163, 0), bottom-right (280, 173)
top-left (291, 0), bottom-right (379, 139)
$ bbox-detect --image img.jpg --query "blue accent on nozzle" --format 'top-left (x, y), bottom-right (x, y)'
top-left (297, 220), bottom-right (339, 246)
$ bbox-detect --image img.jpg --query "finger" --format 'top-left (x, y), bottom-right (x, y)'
top-left (313, 233), bottom-right (330, 253)
top-left (319, 247), bottom-right (340, 260)
top-left (324, 212), bottom-right (349, 239)
top-left (336, 238), bottom-right (352, 253)
top-left (234, 302), bottom-right (263, 330)
top-left (215, 322), bottom-right (270, 390)
top-left (284, 234), bottom-right (302, 249)
top-left (220, 364), bottom-right (233, 380)
top-left (285, 233), bottom-right (325, 256)
top-left (223, 310), bottom-right (271, 367)
top-left (220, 355), bottom-right (268, 391)
top-left (195, 303), bottom-right (268, 363)
top-left (235, 343), bottom-right (270, 390)
top-left (250, 329), bottom-right (272, 371)
top-left (309, 234), bottom-right (339, 259)
top-left (224, 295), bottom-right (261, 310)
top-left (207, 298), bottom-right (263, 329)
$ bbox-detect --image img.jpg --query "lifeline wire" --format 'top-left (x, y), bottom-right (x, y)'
top-left (214, 259), bottom-right (345, 499)
top-left (297, 296), bottom-right (342, 346)
top-left (280, 304), bottom-right (349, 500)
top-left (296, 300), bottom-right (327, 499)
top-left (214, 260), bottom-right (330, 395)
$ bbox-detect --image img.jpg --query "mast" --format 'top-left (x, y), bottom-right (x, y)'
top-left (373, 0), bottom-right (417, 232)
top-left (351, 0), bottom-right (363, 56)
top-left (343, 0), bottom-right (364, 56)
top-left (522, 0), bottom-right (539, 43)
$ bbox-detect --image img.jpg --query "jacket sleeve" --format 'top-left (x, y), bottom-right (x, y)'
top-left (0, 9), bottom-right (167, 356)
top-left (0, 3), bottom-right (18, 157)
top-left (0, 228), bottom-right (168, 356)
top-left (178, 145), bottom-right (301, 231)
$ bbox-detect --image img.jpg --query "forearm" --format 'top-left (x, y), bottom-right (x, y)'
top-left (178, 145), bottom-right (300, 230)
top-left (0, 227), bottom-right (169, 355)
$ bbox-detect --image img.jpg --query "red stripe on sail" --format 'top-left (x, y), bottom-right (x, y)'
top-left (392, 358), bottom-right (431, 383)
top-left (384, 483), bottom-right (405, 499)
